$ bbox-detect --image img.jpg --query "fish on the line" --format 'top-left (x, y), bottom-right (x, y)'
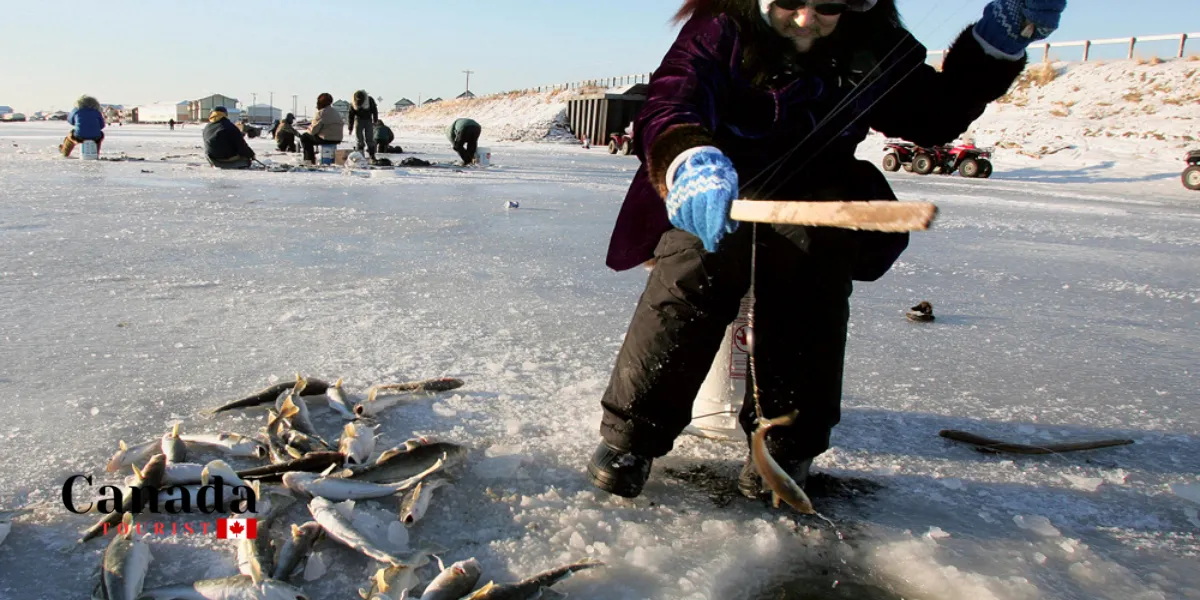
top-left (750, 411), bottom-right (816, 515)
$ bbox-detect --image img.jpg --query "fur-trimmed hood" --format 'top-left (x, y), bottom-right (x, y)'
top-left (351, 90), bottom-right (371, 109)
top-left (76, 95), bottom-right (101, 110)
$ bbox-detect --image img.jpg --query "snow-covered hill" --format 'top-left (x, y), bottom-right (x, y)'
top-left (384, 89), bottom-right (588, 143)
top-left (967, 57), bottom-right (1200, 159)
top-left (387, 58), bottom-right (1200, 169)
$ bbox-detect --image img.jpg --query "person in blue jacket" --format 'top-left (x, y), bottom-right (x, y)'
top-left (60, 95), bottom-right (106, 157)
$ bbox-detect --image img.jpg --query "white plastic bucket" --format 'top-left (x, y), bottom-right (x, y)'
top-left (80, 140), bottom-right (99, 161)
top-left (690, 296), bottom-right (752, 438)
top-left (475, 147), bottom-right (491, 167)
top-left (319, 144), bottom-right (336, 165)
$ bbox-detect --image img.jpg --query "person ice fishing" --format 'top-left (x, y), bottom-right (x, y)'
top-left (300, 93), bottom-right (344, 164)
top-left (169, 118), bottom-right (176, 131)
top-left (374, 120), bottom-right (397, 154)
top-left (202, 106), bottom-right (256, 169)
top-left (60, 95), bottom-right (106, 158)
top-left (275, 113), bottom-right (299, 152)
top-left (347, 90), bottom-right (379, 163)
top-left (587, 0), bottom-right (1066, 500)
top-left (447, 118), bottom-right (482, 165)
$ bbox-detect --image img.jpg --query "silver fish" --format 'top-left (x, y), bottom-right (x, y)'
top-left (123, 462), bottom-right (206, 487)
top-left (308, 497), bottom-right (430, 566)
top-left (325, 377), bottom-right (356, 420)
top-left (751, 411), bottom-right (816, 514)
top-left (181, 432), bottom-right (269, 459)
top-left (419, 558), bottom-right (483, 600)
top-left (106, 439), bottom-right (159, 473)
top-left (201, 459), bottom-right (249, 489)
top-left (359, 563), bottom-right (424, 600)
top-left (137, 575), bottom-right (310, 599)
top-left (98, 513), bottom-right (152, 600)
top-left (271, 522), bottom-right (323, 582)
top-left (339, 422), bottom-right (376, 466)
top-left (461, 560), bottom-right (604, 600)
top-left (162, 423), bottom-right (187, 464)
top-left (279, 394), bottom-right (317, 439)
top-left (284, 455), bottom-right (445, 501)
top-left (375, 438), bottom-right (431, 464)
top-left (398, 478), bottom-right (449, 526)
top-left (353, 378), bottom-right (465, 419)
top-left (348, 442), bottom-right (467, 484)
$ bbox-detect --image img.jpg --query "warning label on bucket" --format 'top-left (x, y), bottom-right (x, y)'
top-left (728, 297), bottom-right (753, 379)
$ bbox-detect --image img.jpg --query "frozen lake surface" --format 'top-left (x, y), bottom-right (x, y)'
top-left (0, 122), bottom-right (1197, 599)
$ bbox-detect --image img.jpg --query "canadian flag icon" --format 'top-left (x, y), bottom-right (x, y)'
top-left (216, 518), bottom-right (257, 540)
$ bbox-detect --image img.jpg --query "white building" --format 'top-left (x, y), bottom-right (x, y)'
top-left (245, 104), bottom-right (281, 125)
top-left (135, 101), bottom-right (189, 123)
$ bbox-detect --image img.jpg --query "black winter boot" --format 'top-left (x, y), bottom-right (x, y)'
top-left (587, 442), bottom-right (652, 498)
top-left (738, 451), bottom-right (811, 500)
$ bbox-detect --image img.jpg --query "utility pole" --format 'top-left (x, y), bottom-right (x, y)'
top-left (269, 92), bottom-right (274, 120)
top-left (251, 93), bottom-right (257, 122)
top-left (292, 95), bottom-right (297, 117)
top-left (462, 70), bottom-right (474, 93)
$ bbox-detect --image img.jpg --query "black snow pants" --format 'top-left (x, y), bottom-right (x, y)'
top-left (599, 223), bottom-right (854, 464)
top-left (452, 123), bottom-right (481, 165)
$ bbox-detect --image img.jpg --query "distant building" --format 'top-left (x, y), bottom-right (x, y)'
top-left (134, 101), bottom-right (190, 123)
top-left (0, 106), bottom-right (12, 115)
top-left (331, 100), bottom-right (351, 122)
top-left (456, 90), bottom-right (476, 100)
top-left (423, 97), bottom-right (443, 105)
top-left (245, 104), bottom-right (282, 125)
top-left (188, 94), bottom-right (239, 122)
top-left (393, 98), bottom-right (415, 111)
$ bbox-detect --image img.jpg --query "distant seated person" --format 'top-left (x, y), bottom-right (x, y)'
top-left (374, 121), bottom-right (398, 153)
top-left (202, 106), bottom-right (255, 169)
top-left (60, 95), bottom-right (106, 158)
top-left (447, 118), bottom-right (481, 165)
top-left (300, 93), bottom-right (344, 164)
top-left (275, 113), bottom-right (299, 153)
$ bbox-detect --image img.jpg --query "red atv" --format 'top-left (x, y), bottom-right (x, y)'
top-left (882, 141), bottom-right (994, 178)
top-left (608, 132), bottom-right (634, 155)
top-left (1183, 150), bottom-right (1200, 191)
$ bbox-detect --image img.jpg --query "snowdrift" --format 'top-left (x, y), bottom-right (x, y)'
top-left (383, 89), bottom-right (594, 143)
top-left (387, 58), bottom-right (1200, 167)
top-left (968, 57), bottom-right (1200, 158)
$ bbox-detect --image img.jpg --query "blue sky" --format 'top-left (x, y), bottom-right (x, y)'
top-left (1, 0), bottom-right (1197, 113)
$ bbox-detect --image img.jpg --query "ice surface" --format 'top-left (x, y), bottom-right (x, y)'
top-left (0, 117), bottom-right (1198, 600)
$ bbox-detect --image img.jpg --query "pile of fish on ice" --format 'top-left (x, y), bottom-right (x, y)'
top-left (4, 374), bottom-right (603, 599)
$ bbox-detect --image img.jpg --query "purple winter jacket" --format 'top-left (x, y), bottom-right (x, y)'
top-left (605, 14), bottom-right (1025, 277)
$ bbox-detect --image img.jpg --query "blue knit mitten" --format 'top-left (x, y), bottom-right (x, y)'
top-left (974, 0), bottom-right (1066, 58)
top-left (666, 147), bottom-right (739, 253)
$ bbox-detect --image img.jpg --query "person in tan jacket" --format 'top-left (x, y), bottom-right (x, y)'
top-left (300, 93), bottom-right (345, 164)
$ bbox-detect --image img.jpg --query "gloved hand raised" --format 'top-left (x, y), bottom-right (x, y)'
top-left (974, 0), bottom-right (1067, 58)
top-left (665, 147), bottom-right (739, 253)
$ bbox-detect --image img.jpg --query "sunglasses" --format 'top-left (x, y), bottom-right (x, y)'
top-left (773, 0), bottom-right (850, 15)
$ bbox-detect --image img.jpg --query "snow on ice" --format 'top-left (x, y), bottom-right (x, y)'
top-left (1, 57), bottom-right (1199, 599)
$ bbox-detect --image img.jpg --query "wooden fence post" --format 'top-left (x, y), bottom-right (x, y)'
top-left (1043, 43), bottom-right (1050, 62)
top-left (1082, 40), bottom-right (1091, 61)
top-left (1127, 37), bottom-right (1136, 59)
top-left (1181, 33), bottom-right (1189, 58)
